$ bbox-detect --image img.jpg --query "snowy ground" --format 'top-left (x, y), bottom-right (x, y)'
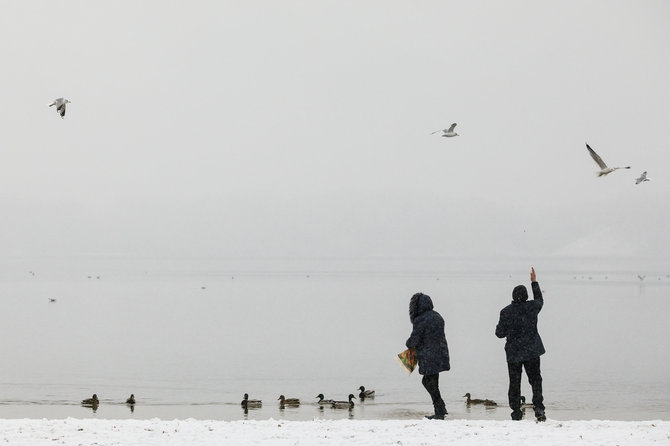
top-left (0, 418), bottom-right (668, 445)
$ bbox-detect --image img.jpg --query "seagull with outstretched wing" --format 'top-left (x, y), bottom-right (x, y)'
top-left (635, 171), bottom-right (651, 184)
top-left (431, 123), bottom-right (459, 137)
top-left (585, 143), bottom-right (630, 177)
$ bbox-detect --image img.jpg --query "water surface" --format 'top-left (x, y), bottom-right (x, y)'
top-left (0, 256), bottom-right (668, 421)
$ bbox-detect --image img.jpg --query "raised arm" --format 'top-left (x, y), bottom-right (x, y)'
top-left (530, 267), bottom-right (544, 309)
top-left (531, 281), bottom-right (543, 300)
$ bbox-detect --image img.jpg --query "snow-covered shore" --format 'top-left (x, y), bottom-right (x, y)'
top-left (0, 418), bottom-right (668, 445)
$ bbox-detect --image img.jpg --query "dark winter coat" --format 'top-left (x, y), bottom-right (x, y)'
top-left (405, 293), bottom-right (451, 375)
top-left (495, 281), bottom-right (546, 363)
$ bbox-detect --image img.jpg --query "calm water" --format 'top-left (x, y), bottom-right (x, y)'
top-left (0, 256), bottom-right (668, 421)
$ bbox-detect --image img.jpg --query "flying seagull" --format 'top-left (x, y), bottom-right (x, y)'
top-left (49, 97), bottom-right (71, 118)
top-left (635, 171), bottom-right (651, 184)
top-left (431, 123), bottom-right (458, 137)
top-left (585, 143), bottom-right (630, 177)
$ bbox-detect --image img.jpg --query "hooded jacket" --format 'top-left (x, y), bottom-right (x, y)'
top-left (405, 293), bottom-right (451, 375)
top-left (495, 281), bottom-right (546, 363)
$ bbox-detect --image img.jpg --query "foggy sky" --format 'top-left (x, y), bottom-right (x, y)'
top-left (1, 1), bottom-right (669, 260)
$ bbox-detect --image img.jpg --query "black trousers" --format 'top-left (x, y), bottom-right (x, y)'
top-left (422, 374), bottom-right (446, 414)
top-left (507, 356), bottom-right (545, 416)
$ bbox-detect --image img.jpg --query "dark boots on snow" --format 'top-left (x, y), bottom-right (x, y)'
top-left (511, 409), bottom-right (546, 422)
top-left (425, 401), bottom-right (448, 420)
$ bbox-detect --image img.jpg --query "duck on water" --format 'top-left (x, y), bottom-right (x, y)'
top-left (316, 394), bottom-right (335, 406)
top-left (331, 394), bottom-right (356, 409)
top-left (241, 393), bottom-right (262, 408)
top-left (278, 395), bottom-right (300, 407)
top-left (81, 394), bottom-right (99, 407)
top-left (358, 386), bottom-right (375, 399)
top-left (463, 393), bottom-right (497, 406)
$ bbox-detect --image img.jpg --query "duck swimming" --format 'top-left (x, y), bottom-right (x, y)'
top-left (278, 395), bottom-right (300, 406)
top-left (315, 394), bottom-right (335, 406)
top-left (331, 394), bottom-right (356, 409)
top-left (463, 393), bottom-right (497, 406)
top-left (358, 386), bottom-right (375, 399)
top-left (81, 394), bottom-right (99, 406)
top-left (126, 394), bottom-right (136, 405)
top-left (241, 393), bottom-right (262, 408)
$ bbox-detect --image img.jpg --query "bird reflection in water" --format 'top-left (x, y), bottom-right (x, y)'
top-left (241, 393), bottom-right (262, 417)
top-left (81, 394), bottom-right (99, 413)
top-left (330, 394), bottom-right (356, 419)
top-left (126, 394), bottom-right (136, 413)
top-left (315, 394), bottom-right (334, 410)
top-left (83, 402), bottom-right (99, 413)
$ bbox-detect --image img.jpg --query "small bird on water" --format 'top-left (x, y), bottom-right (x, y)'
top-left (278, 395), bottom-right (300, 406)
top-left (331, 394), bottom-right (356, 409)
top-left (81, 394), bottom-right (99, 406)
top-left (431, 123), bottom-right (459, 137)
top-left (49, 97), bottom-right (71, 118)
top-left (126, 394), bottom-right (136, 405)
top-left (241, 393), bottom-right (262, 408)
top-left (358, 386), bottom-right (375, 399)
top-left (315, 394), bottom-right (335, 406)
top-left (463, 393), bottom-right (497, 406)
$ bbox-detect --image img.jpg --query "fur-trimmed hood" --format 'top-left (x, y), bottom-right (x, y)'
top-left (409, 292), bottom-right (434, 324)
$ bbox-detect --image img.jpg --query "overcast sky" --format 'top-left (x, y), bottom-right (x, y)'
top-left (1, 1), bottom-right (668, 260)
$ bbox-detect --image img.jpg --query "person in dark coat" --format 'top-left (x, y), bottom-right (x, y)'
top-left (495, 267), bottom-right (547, 421)
top-left (406, 292), bottom-right (450, 420)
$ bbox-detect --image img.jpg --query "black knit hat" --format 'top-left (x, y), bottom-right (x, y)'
top-left (512, 285), bottom-right (528, 302)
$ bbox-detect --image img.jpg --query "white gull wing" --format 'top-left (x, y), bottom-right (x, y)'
top-left (586, 143), bottom-right (608, 170)
top-left (49, 98), bottom-right (70, 118)
top-left (635, 171), bottom-right (649, 184)
top-left (49, 97), bottom-right (64, 107)
top-left (447, 123), bottom-right (457, 133)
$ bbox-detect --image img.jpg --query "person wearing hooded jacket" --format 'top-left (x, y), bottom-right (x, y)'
top-left (406, 292), bottom-right (451, 420)
top-left (496, 267), bottom-right (547, 421)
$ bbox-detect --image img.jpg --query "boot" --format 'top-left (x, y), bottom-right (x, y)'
top-left (425, 400), bottom-right (447, 420)
top-left (511, 410), bottom-right (523, 421)
top-left (535, 410), bottom-right (546, 422)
